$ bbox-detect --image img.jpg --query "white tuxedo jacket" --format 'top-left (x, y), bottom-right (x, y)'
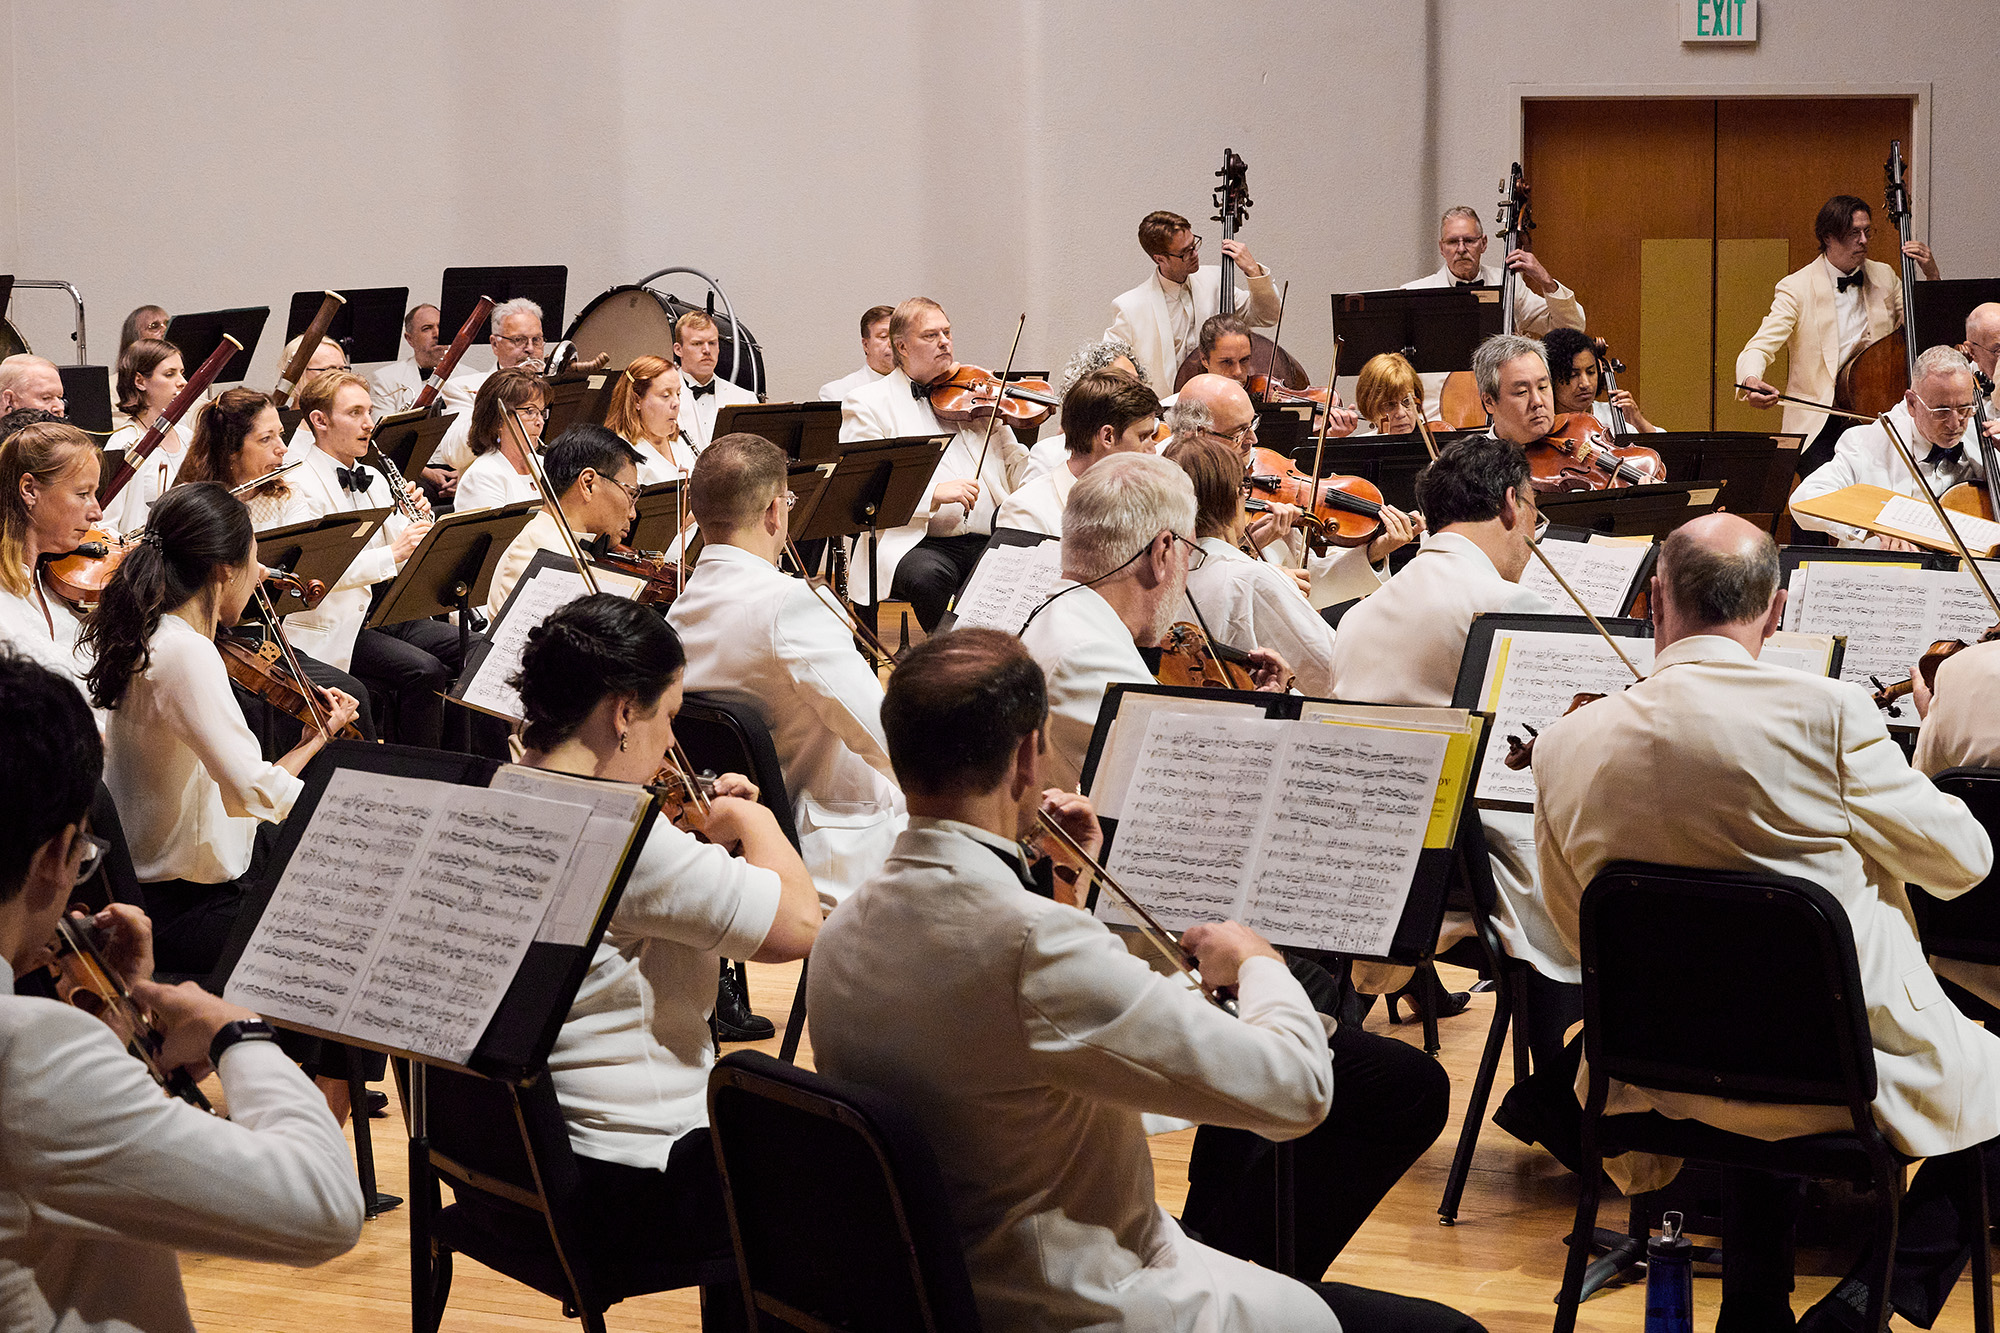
top-left (1106, 266), bottom-right (1279, 395)
top-left (819, 364), bottom-right (884, 403)
top-left (1534, 634), bottom-right (2000, 1192)
top-left (270, 447), bottom-right (405, 670)
top-left (1912, 638), bottom-right (2000, 1012)
top-left (1735, 256), bottom-right (1902, 439)
top-left (365, 358), bottom-right (434, 418)
top-left (1402, 263), bottom-right (1585, 339)
top-left (1017, 582), bottom-right (1152, 794)
top-left (1788, 400), bottom-right (1980, 546)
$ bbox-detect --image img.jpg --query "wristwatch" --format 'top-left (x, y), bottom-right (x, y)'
top-left (209, 1018), bottom-right (280, 1068)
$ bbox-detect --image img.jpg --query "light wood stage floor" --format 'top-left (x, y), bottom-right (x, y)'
top-left (180, 961), bottom-right (1990, 1331)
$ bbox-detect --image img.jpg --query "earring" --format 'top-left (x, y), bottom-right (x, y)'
top-left (618, 732), bottom-right (628, 751)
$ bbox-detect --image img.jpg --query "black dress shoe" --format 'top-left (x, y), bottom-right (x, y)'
top-left (1384, 968), bottom-right (1472, 1024)
top-left (365, 1089), bottom-right (390, 1119)
top-left (715, 960), bottom-right (775, 1043)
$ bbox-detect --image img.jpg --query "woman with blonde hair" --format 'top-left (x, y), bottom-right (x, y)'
top-left (102, 338), bottom-right (190, 533)
top-left (605, 354), bottom-right (692, 484)
top-left (0, 419), bottom-right (101, 701)
top-left (1352, 352), bottom-right (1426, 436)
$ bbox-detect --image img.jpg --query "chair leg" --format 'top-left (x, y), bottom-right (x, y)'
top-left (1968, 1145), bottom-right (1993, 1333)
top-left (1553, 1134), bottom-right (1607, 1333)
top-left (779, 958), bottom-right (809, 1065)
top-left (1578, 1194), bottom-right (1650, 1300)
top-left (1867, 1153), bottom-right (1904, 1333)
top-left (1437, 978), bottom-right (1513, 1224)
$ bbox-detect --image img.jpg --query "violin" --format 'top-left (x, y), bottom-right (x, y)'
top-left (649, 760), bottom-right (719, 838)
top-left (1153, 621), bottom-right (1261, 691)
top-left (587, 535), bottom-right (683, 606)
top-left (924, 364), bottom-right (1059, 431)
top-left (45, 911), bottom-right (213, 1110)
top-left (1244, 446), bottom-right (1386, 552)
top-left (1523, 412), bottom-right (1665, 494)
top-left (1870, 624), bottom-right (2000, 710)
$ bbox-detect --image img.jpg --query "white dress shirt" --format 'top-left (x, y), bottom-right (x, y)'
top-left (271, 446), bottom-right (410, 671)
top-left (453, 449), bottom-right (540, 514)
top-left (667, 543), bottom-right (906, 905)
top-left (101, 615), bottom-right (304, 883)
top-left (1017, 582), bottom-right (1151, 794)
top-left (1401, 263), bottom-right (1586, 338)
top-left (1534, 633), bottom-right (2000, 1193)
top-left (1788, 400), bottom-right (1981, 547)
top-left (0, 570), bottom-right (93, 709)
top-left (0, 990), bottom-right (362, 1333)
top-left (808, 819), bottom-right (1336, 1333)
top-left (100, 420), bottom-right (192, 536)
top-left (365, 358), bottom-right (435, 418)
top-left (819, 364), bottom-right (885, 403)
top-left (839, 368), bottom-right (1030, 600)
top-left (991, 461), bottom-right (1077, 536)
top-left (1106, 266), bottom-right (1282, 395)
top-left (547, 814), bottom-right (780, 1169)
top-left (677, 373), bottom-right (757, 451)
top-left (626, 435), bottom-right (700, 486)
top-left (1823, 254), bottom-right (1870, 366)
top-left (1187, 536), bottom-right (1339, 698)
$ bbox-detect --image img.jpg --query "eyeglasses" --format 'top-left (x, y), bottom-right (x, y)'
top-left (784, 490), bottom-right (798, 510)
top-left (1966, 339), bottom-right (2000, 360)
top-left (513, 407), bottom-right (549, 421)
top-left (1164, 235), bottom-right (1204, 262)
top-left (1442, 236), bottom-right (1487, 251)
top-left (72, 832), bottom-right (108, 887)
top-left (1205, 421), bottom-right (1258, 447)
top-left (1171, 532), bottom-right (1208, 571)
top-left (1913, 391), bottom-right (1978, 421)
top-left (495, 332), bottom-right (547, 350)
top-left (603, 476), bottom-right (642, 502)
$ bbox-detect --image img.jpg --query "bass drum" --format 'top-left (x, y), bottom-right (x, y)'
top-left (0, 318), bottom-right (28, 360)
top-left (564, 285), bottom-right (766, 398)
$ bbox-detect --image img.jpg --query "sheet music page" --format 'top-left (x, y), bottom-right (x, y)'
top-left (489, 766), bottom-right (655, 945)
top-left (1473, 630), bottom-right (1654, 805)
top-left (1760, 631), bottom-right (1839, 678)
top-left (1101, 714), bottom-right (1285, 933)
top-left (1875, 493), bottom-right (2000, 554)
top-left (1518, 539), bottom-right (1651, 616)
top-left (1243, 723), bottom-right (1445, 955)
top-left (459, 564), bottom-right (596, 721)
top-left (1088, 693), bottom-right (1269, 818)
top-left (1787, 563), bottom-right (1937, 725)
top-left (949, 540), bottom-right (1065, 633)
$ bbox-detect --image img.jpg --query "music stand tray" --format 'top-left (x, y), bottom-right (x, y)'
top-left (163, 307), bottom-right (271, 384)
top-left (543, 367), bottom-right (621, 439)
top-left (441, 266), bottom-right (569, 345)
top-left (715, 401), bottom-right (844, 463)
top-left (1331, 288), bottom-right (1504, 375)
top-left (1533, 480), bottom-right (1727, 539)
top-left (59, 366), bottom-right (113, 436)
top-left (793, 435), bottom-right (949, 607)
top-left (370, 408), bottom-right (458, 477)
top-left (366, 499), bottom-right (539, 632)
top-left (254, 508), bottom-right (392, 617)
top-left (285, 287), bottom-right (408, 364)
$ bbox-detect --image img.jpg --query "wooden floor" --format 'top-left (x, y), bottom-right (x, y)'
top-left (181, 961), bottom-right (1992, 1331)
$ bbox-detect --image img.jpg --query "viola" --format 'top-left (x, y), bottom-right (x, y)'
top-left (924, 364), bottom-right (1059, 431)
top-left (1523, 413), bottom-right (1665, 494)
top-left (1244, 446), bottom-right (1385, 552)
top-left (1869, 624), bottom-right (2000, 710)
top-left (44, 912), bottom-right (212, 1111)
top-left (588, 537), bottom-right (683, 606)
top-left (1153, 621), bottom-right (1260, 691)
top-left (220, 633), bottom-right (365, 742)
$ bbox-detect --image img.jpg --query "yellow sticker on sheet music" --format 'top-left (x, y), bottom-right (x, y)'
top-left (1481, 637), bottom-right (1515, 713)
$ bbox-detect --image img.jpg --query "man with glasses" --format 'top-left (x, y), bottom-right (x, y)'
top-left (1106, 209), bottom-right (1281, 395)
top-left (1403, 206), bottom-right (1585, 338)
top-left (480, 425), bottom-right (644, 624)
top-left (437, 297), bottom-right (548, 472)
top-left (1963, 303), bottom-right (2000, 423)
top-left (674, 312), bottom-right (757, 450)
top-left (1790, 344), bottom-right (1986, 549)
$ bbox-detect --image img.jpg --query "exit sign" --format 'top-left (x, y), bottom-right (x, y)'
top-left (1682, 0), bottom-right (1757, 42)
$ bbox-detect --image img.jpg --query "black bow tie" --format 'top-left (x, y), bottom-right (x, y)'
top-left (688, 379), bottom-right (715, 399)
top-left (911, 377), bottom-right (934, 400)
top-left (1454, 278), bottom-right (1488, 289)
top-left (335, 465), bottom-right (374, 493)
top-left (1836, 270), bottom-right (1865, 294)
top-left (1926, 443), bottom-right (1965, 470)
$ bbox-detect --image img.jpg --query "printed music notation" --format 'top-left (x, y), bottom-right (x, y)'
top-left (1874, 494), bottom-right (2000, 556)
top-left (1473, 630), bottom-right (1655, 806)
top-left (1786, 561), bottom-right (1994, 725)
top-left (1518, 539), bottom-right (1650, 617)
top-left (1103, 713), bottom-right (1445, 956)
top-left (226, 769), bottom-right (594, 1063)
top-left (458, 564), bottom-right (597, 722)
top-left (948, 540), bottom-right (1066, 633)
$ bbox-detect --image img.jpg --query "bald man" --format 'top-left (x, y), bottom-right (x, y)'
top-left (1534, 511), bottom-right (2000, 1329)
top-left (0, 356), bottom-right (65, 417)
top-left (1966, 304), bottom-right (2000, 450)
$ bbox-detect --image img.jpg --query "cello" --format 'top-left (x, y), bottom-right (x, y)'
top-left (1835, 141), bottom-right (1918, 418)
top-left (1171, 149), bottom-right (1311, 394)
top-left (1940, 365), bottom-right (1996, 522)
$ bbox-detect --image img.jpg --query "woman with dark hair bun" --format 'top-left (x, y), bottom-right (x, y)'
top-left (508, 592), bottom-right (818, 1278)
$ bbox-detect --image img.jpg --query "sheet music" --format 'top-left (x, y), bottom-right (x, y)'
top-left (1759, 630), bottom-right (1839, 678)
top-left (1518, 539), bottom-right (1651, 616)
top-left (1786, 562), bottom-right (1976, 725)
top-left (459, 564), bottom-right (594, 721)
top-left (1473, 630), bottom-right (1654, 805)
top-left (1875, 493), bottom-right (2000, 555)
top-left (490, 766), bottom-right (655, 945)
top-left (227, 770), bottom-right (593, 1063)
top-left (1087, 693), bottom-right (1269, 819)
top-left (949, 540), bottom-right (1065, 633)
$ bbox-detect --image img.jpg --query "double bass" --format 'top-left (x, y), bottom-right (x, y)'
top-left (1171, 149), bottom-right (1311, 394)
top-left (1835, 141), bottom-right (1918, 417)
top-left (1436, 165), bottom-right (1534, 430)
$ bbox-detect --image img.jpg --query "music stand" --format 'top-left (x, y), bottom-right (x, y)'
top-left (366, 500), bottom-right (539, 667)
top-left (1641, 431), bottom-right (1800, 525)
top-left (1330, 288), bottom-right (1503, 375)
top-left (255, 507), bottom-right (393, 617)
top-left (1911, 278), bottom-right (2000, 355)
top-left (790, 435), bottom-right (949, 606)
top-left (542, 367), bottom-right (620, 439)
top-left (1533, 480), bottom-right (1727, 538)
top-left (285, 286), bottom-right (409, 364)
top-left (1255, 403), bottom-right (1315, 455)
top-left (370, 408), bottom-right (458, 478)
top-left (163, 307), bottom-right (270, 384)
top-left (0, 275), bottom-right (14, 322)
top-left (58, 366), bottom-right (113, 435)
top-left (440, 266), bottom-right (568, 345)
top-left (714, 401), bottom-right (844, 463)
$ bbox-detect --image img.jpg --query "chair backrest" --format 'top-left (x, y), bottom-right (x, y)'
top-left (1580, 861), bottom-right (1875, 1109)
top-left (708, 1050), bottom-right (982, 1333)
top-left (677, 691), bottom-right (803, 852)
top-left (1911, 767), bottom-right (2000, 966)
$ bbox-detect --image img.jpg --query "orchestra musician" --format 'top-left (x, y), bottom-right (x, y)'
top-left (1966, 302), bottom-right (2000, 386)
top-left (604, 354), bottom-right (694, 484)
top-left (1542, 326), bottom-right (1661, 433)
top-left (451, 367), bottom-right (549, 513)
top-left (0, 647), bottom-right (363, 1332)
top-left (1403, 205), bottom-right (1586, 337)
top-left (512, 592), bottom-right (818, 1312)
top-left (1787, 344), bottom-right (1985, 549)
top-left (838, 296), bottom-right (1031, 630)
top-left (1533, 514), bottom-right (1999, 1331)
top-left (1194, 314), bottom-right (1361, 437)
top-left (1736, 193), bottom-right (1941, 475)
top-left (480, 424), bottom-right (642, 623)
top-left (1166, 434), bottom-right (1338, 697)
top-left (436, 297), bottom-right (546, 473)
top-left (673, 311), bottom-right (756, 451)
top-left (1106, 209), bottom-right (1281, 395)
top-left (993, 369), bottom-right (1160, 536)
top-left (1472, 332), bottom-right (1557, 447)
top-left (0, 355), bottom-right (67, 417)
top-left (818, 304), bottom-right (895, 403)
top-left (279, 336), bottom-right (351, 454)
top-left (0, 418), bottom-right (102, 703)
top-left (117, 303), bottom-right (170, 356)
top-left (1015, 337), bottom-right (1142, 486)
top-left (366, 302), bottom-right (444, 417)
top-left (808, 629), bottom-right (1477, 1332)
top-left (1352, 352), bottom-right (1424, 435)
top-left (101, 338), bottom-right (191, 535)
top-left (1910, 638), bottom-right (2000, 1025)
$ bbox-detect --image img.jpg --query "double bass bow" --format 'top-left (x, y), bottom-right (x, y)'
top-left (1835, 141), bottom-right (1919, 418)
top-left (1171, 149), bottom-right (1311, 394)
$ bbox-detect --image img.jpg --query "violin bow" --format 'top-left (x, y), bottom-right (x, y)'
top-left (970, 313), bottom-right (1029, 487)
top-left (509, 406), bottom-right (601, 596)
top-left (1303, 338), bottom-right (1344, 540)
top-left (667, 740), bottom-right (713, 818)
top-left (1408, 394), bottom-right (1443, 461)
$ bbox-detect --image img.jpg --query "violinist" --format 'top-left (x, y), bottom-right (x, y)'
top-left (1353, 352), bottom-right (1425, 435)
top-left (480, 424), bottom-right (643, 622)
top-left (674, 311), bottom-right (756, 451)
top-left (366, 302), bottom-right (444, 417)
top-left (808, 629), bottom-right (1475, 1333)
top-left (0, 648), bottom-right (362, 1332)
top-left (101, 338), bottom-right (190, 535)
top-left (452, 368), bottom-right (549, 513)
top-left (1105, 209), bottom-right (1280, 395)
top-left (436, 296), bottom-right (545, 472)
top-left (0, 356), bottom-right (66, 417)
top-left (838, 297), bottom-right (1030, 630)
top-left (0, 419), bottom-right (101, 704)
top-left (1542, 327), bottom-right (1661, 433)
top-left (605, 354), bottom-right (695, 485)
top-left (79, 483), bottom-right (359, 981)
top-left (1015, 337), bottom-right (1142, 486)
top-left (994, 369), bottom-right (1160, 536)
top-left (514, 593), bottom-right (816, 1298)
top-left (1402, 206), bottom-right (1585, 338)
top-left (1016, 453), bottom-right (1290, 792)
top-left (1534, 514), bottom-right (2000, 1330)
top-left (1197, 315), bottom-right (1360, 438)
top-left (1788, 345), bottom-right (1984, 548)
top-left (817, 304), bottom-right (895, 404)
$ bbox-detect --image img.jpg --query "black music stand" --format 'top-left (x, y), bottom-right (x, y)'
top-left (0, 275), bottom-right (14, 322)
top-left (255, 508), bottom-right (393, 617)
top-left (366, 500), bottom-right (539, 669)
top-left (441, 266), bottom-right (569, 345)
top-left (163, 307), bottom-right (270, 383)
top-left (285, 286), bottom-right (409, 364)
top-left (59, 366), bottom-right (113, 435)
top-left (1330, 289), bottom-right (1503, 375)
top-left (1911, 278), bottom-right (2000, 354)
top-left (627, 478), bottom-right (691, 554)
top-left (1642, 431), bottom-right (1800, 520)
top-left (714, 401), bottom-right (844, 463)
top-left (790, 435), bottom-right (949, 607)
top-left (1534, 480), bottom-right (1728, 538)
top-left (542, 367), bottom-right (620, 439)
top-left (370, 408), bottom-right (458, 478)
top-left (1256, 403), bottom-right (1315, 455)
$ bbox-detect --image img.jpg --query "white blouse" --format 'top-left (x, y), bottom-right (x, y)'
top-left (629, 437), bottom-right (699, 487)
top-left (453, 450), bottom-right (541, 513)
top-left (102, 615), bottom-right (303, 884)
top-left (99, 419), bottom-right (192, 536)
top-left (0, 570), bottom-right (93, 707)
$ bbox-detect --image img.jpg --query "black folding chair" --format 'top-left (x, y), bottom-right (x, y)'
top-left (708, 1050), bottom-right (982, 1332)
top-left (1554, 861), bottom-right (1993, 1333)
top-left (1913, 767), bottom-right (2000, 1024)
top-left (678, 690), bottom-right (810, 1062)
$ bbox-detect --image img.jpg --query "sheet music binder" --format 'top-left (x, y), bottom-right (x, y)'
top-left (1074, 682), bottom-right (1490, 965)
top-left (1536, 524), bottom-right (1660, 618)
top-left (213, 740), bottom-right (657, 1083)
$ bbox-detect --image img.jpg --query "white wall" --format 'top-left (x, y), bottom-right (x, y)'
top-left (3, 1), bottom-right (1995, 400)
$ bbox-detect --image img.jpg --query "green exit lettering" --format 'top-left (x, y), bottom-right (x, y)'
top-left (1698, 0), bottom-right (1746, 36)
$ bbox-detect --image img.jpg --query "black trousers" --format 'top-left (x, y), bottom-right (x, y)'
top-left (351, 618), bottom-right (463, 749)
top-left (235, 650), bottom-right (376, 758)
top-left (888, 532), bottom-right (989, 632)
top-left (1313, 1281), bottom-right (1488, 1331)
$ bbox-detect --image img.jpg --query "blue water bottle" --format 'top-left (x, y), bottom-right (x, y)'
top-left (1645, 1210), bottom-right (1694, 1333)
